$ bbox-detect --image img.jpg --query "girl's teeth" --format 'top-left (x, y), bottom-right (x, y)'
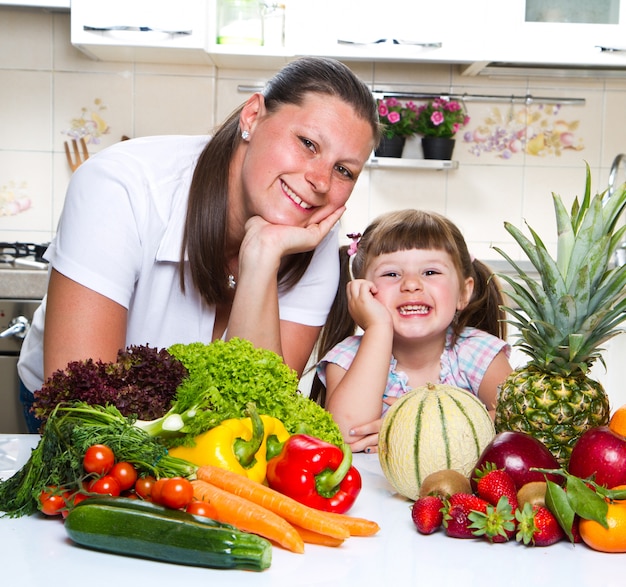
top-left (399, 305), bottom-right (429, 315)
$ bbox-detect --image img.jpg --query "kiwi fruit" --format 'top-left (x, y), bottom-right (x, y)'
top-left (517, 481), bottom-right (547, 509)
top-left (419, 469), bottom-right (472, 498)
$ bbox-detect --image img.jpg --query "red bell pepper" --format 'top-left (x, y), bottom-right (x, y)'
top-left (265, 433), bottom-right (362, 514)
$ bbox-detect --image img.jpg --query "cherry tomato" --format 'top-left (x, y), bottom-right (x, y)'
top-left (87, 475), bottom-right (121, 496)
top-left (150, 478), bottom-right (168, 504)
top-left (109, 462), bottom-right (138, 492)
top-left (39, 489), bottom-right (67, 516)
top-left (68, 492), bottom-right (89, 508)
top-left (62, 492), bottom-right (89, 518)
top-left (186, 500), bottom-right (216, 518)
top-left (156, 477), bottom-right (194, 510)
top-left (83, 444), bottom-right (115, 475)
top-left (134, 476), bottom-right (156, 500)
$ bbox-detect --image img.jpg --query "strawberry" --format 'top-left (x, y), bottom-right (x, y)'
top-left (442, 493), bottom-right (489, 539)
top-left (474, 463), bottom-right (519, 512)
top-left (570, 515), bottom-right (582, 543)
top-left (411, 495), bottom-right (444, 535)
top-left (468, 496), bottom-right (516, 543)
top-left (515, 502), bottom-right (565, 546)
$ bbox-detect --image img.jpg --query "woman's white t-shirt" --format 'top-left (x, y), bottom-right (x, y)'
top-left (18, 135), bottom-right (340, 393)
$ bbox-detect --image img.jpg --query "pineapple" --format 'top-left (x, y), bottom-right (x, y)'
top-left (494, 164), bottom-right (626, 466)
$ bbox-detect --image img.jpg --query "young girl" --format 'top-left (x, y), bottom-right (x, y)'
top-left (313, 209), bottom-right (513, 453)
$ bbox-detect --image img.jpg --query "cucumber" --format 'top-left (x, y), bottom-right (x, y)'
top-left (64, 497), bottom-right (272, 571)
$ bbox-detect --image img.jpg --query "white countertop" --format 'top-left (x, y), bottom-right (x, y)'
top-left (1, 434), bottom-right (624, 586)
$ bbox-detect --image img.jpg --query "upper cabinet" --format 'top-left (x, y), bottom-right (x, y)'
top-left (70, 0), bottom-right (212, 65)
top-left (460, 0), bottom-right (626, 76)
top-left (67, 0), bottom-right (626, 75)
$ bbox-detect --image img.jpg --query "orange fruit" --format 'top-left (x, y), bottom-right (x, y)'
top-left (609, 405), bottom-right (626, 438)
top-left (579, 501), bottom-right (626, 553)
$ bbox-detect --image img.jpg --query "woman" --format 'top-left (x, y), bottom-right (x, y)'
top-left (18, 57), bottom-right (380, 432)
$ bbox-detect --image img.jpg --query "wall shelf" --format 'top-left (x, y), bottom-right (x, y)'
top-left (366, 157), bottom-right (459, 170)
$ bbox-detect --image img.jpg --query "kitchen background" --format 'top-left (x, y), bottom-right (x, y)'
top-left (2, 1), bottom-right (626, 411)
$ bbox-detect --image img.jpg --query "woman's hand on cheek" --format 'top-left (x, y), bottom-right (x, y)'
top-left (243, 205), bottom-right (345, 258)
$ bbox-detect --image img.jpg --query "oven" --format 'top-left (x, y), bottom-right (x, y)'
top-left (0, 242), bottom-right (49, 434)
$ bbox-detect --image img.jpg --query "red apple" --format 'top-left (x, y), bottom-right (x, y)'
top-left (567, 426), bottom-right (626, 488)
top-left (472, 431), bottom-right (562, 490)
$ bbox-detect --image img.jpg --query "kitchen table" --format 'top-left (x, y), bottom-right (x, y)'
top-left (1, 434), bottom-right (623, 586)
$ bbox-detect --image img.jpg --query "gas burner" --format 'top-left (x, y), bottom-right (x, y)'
top-left (0, 242), bottom-right (49, 267)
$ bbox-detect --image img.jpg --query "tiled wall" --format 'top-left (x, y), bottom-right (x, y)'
top-left (2, 6), bottom-right (626, 269)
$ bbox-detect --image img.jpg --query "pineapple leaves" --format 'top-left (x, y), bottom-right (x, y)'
top-left (492, 246), bottom-right (555, 323)
top-left (552, 192), bottom-right (575, 278)
top-left (495, 164), bottom-right (626, 371)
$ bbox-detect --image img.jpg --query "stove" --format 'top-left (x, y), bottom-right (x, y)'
top-left (0, 242), bottom-right (49, 270)
top-left (0, 242), bottom-right (48, 433)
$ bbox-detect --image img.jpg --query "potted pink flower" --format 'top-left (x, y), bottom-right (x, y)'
top-left (414, 98), bottom-right (470, 160)
top-left (375, 97), bottom-right (419, 157)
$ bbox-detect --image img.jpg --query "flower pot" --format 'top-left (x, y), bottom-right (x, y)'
top-left (421, 137), bottom-right (455, 160)
top-left (375, 136), bottom-right (406, 158)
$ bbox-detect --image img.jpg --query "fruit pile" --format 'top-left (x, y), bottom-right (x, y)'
top-left (410, 406), bottom-right (626, 553)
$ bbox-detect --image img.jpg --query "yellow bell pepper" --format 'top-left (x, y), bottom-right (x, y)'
top-left (169, 403), bottom-right (290, 483)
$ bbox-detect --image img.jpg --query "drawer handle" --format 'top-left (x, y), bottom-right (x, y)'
top-left (83, 26), bottom-right (192, 36)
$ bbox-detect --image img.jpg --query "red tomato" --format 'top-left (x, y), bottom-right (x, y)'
top-left (68, 492), bottom-right (89, 508)
top-left (39, 489), bottom-right (67, 516)
top-left (134, 476), bottom-right (156, 500)
top-left (156, 477), bottom-right (194, 510)
top-left (186, 500), bottom-right (216, 518)
top-left (150, 478), bottom-right (168, 504)
top-left (109, 462), bottom-right (138, 492)
top-left (83, 444), bottom-right (115, 475)
top-left (87, 475), bottom-right (121, 496)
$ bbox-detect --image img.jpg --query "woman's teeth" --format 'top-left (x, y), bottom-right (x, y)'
top-left (399, 304), bottom-right (429, 315)
top-left (283, 181), bottom-right (312, 209)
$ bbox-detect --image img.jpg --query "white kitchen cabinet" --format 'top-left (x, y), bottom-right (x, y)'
top-left (66, 0), bottom-right (626, 75)
top-left (70, 0), bottom-right (212, 65)
top-left (460, 0), bottom-right (626, 76)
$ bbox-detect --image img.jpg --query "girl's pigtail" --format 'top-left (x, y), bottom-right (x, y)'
top-left (458, 258), bottom-right (507, 341)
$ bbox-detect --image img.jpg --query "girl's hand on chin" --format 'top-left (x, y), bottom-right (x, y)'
top-left (244, 206), bottom-right (345, 256)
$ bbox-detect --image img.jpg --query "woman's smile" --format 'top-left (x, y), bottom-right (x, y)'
top-left (281, 179), bottom-right (314, 211)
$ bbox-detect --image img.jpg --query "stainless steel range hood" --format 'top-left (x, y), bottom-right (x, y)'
top-left (461, 59), bottom-right (626, 79)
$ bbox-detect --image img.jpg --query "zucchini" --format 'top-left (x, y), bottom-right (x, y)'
top-left (64, 497), bottom-right (271, 571)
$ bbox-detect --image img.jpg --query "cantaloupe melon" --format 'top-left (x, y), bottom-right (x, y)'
top-left (378, 382), bottom-right (495, 501)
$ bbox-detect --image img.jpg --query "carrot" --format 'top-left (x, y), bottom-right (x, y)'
top-left (196, 465), bottom-right (350, 540)
top-left (320, 511), bottom-right (380, 537)
top-left (292, 525), bottom-right (345, 547)
top-left (191, 479), bottom-right (305, 554)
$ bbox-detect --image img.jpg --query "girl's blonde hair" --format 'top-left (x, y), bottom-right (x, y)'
top-left (309, 209), bottom-right (507, 405)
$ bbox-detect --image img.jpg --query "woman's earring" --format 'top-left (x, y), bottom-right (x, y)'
top-left (241, 130), bottom-right (250, 140)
